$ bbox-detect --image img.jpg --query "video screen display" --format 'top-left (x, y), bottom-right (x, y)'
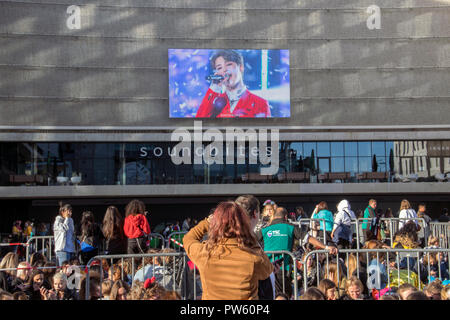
top-left (168, 49), bottom-right (290, 118)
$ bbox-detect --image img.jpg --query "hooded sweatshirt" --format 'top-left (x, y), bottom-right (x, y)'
top-left (53, 215), bottom-right (76, 253)
top-left (332, 200), bottom-right (356, 233)
top-left (123, 214), bottom-right (151, 239)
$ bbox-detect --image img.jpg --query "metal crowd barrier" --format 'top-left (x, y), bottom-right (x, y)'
top-left (265, 250), bottom-right (299, 300)
top-left (147, 233), bottom-right (166, 249)
top-left (301, 247), bottom-right (450, 295)
top-left (84, 249), bottom-right (299, 300)
top-left (26, 236), bottom-right (55, 263)
top-left (85, 252), bottom-right (187, 300)
top-left (167, 232), bottom-right (187, 251)
top-left (355, 218), bottom-right (426, 249)
top-left (429, 222), bottom-right (450, 249)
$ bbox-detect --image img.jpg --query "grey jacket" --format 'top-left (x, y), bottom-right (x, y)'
top-left (53, 216), bottom-right (76, 253)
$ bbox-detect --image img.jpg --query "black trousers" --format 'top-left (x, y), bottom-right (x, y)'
top-left (127, 237), bottom-right (147, 254)
top-left (274, 269), bottom-right (293, 298)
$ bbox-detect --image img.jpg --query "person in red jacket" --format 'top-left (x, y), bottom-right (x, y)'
top-left (123, 199), bottom-right (151, 254)
top-left (196, 50), bottom-right (271, 118)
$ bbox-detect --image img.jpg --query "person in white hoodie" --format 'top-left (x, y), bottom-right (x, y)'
top-left (398, 199), bottom-right (418, 230)
top-left (53, 203), bottom-right (76, 266)
top-left (331, 200), bottom-right (356, 249)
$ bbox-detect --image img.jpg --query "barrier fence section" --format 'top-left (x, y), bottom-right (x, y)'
top-left (429, 222), bottom-right (450, 249)
top-left (167, 232), bottom-right (187, 251)
top-left (26, 236), bottom-right (55, 263)
top-left (85, 250), bottom-right (298, 300)
top-left (265, 250), bottom-right (299, 300)
top-left (85, 252), bottom-right (187, 300)
top-left (355, 218), bottom-right (427, 249)
top-left (301, 248), bottom-right (450, 296)
top-left (147, 233), bottom-right (166, 249)
top-left (294, 219), bottom-right (327, 244)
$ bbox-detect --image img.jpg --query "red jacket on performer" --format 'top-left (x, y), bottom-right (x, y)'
top-left (195, 88), bottom-right (271, 118)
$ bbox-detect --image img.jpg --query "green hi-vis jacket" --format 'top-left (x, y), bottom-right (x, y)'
top-left (257, 219), bottom-right (306, 271)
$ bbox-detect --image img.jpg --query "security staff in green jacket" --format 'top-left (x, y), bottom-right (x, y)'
top-left (362, 199), bottom-right (377, 242)
top-left (256, 207), bottom-right (337, 298)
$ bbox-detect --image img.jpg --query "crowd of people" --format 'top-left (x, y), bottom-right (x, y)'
top-left (0, 197), bottom-right (449, 300)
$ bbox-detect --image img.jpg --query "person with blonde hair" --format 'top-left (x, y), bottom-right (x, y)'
top-left (398, 199), bottom-right (418, 230)
top-left (11, 261), bottom-right (32, 292)
top-left (441, 284), bottom-right (450, 300)
top-left (0, 252), bottom-right (19, 292)
top-left (100, 279), bottom-right (114, 300)
top-left (424, 279), bottom-right (443, 300)
top-left (397, 283), bottom-right (417, 300)
top-left (340, 276), bottom-right (365, 300)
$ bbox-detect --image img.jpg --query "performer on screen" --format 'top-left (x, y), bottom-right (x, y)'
top-left (196, 50), bottom-right (271, 118)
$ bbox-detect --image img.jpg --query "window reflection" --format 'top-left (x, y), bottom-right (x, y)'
top-left (317, 142), bottom-right (330, 157)
top-left (331, 142), bottom-right (344, 157)
top-left (345, 142), bottom-right (357, 157)
top-left (345, 157), bottom-right (358, 175)
top-left (359, 157), bottom-right (372, 172)
top-left (358, 142), bottom-right (371, 157)
top-left (372, 141), bottom-right (385, 157)
top-left (3, 140), bottom-right (450, 186)
top-left (331, 157), bottom-right (345, 172)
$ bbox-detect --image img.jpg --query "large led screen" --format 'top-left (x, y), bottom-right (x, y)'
top-left (169, 49), bottom-right (290, 118)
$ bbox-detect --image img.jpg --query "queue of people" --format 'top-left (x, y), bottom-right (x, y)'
top-left (0, 197), bottom-right (449, 301)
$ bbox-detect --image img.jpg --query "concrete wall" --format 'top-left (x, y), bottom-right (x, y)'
top-left (0, 0), bottom-right (449, 132)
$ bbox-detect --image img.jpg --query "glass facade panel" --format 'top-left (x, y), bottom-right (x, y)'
top-left (318, 158), bottom-right (330, 174)
top-left (2, 140), bottom-right (450, 186)
top-left (303, 143), bottom-right (316, 159)
top-left (331, 157), bottom-right (345, 173)
top-left (345, 157), bottom-right (358, 175)
top-left (331, 142), bottom-right (344, 157)
top-left (358, 142), bottom-right (371, 157)
top-left (345, 142), bottom-right (357, 157)
top-left (372, 141), bottom-right (386, 157)
top-left (359, 157), bottom-right (372, 172)
top-left (317, 142), bottom-right (330, 157)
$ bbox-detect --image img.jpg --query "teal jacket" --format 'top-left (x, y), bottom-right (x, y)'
top-left (362, 206), bottom-right (376, 230)
top-left (257, 219), bottom-right (306, 271)
top-left (311, 209), bottom-right (334, 232)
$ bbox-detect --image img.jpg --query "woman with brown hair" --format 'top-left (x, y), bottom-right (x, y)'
top-left (183, 201), bottom-right (273, 300)
top-left (318, 279), bottom-right (337, 300)
top-left (102, 206), bottom-right (127, 263)
top-left (324, 261), bottom-right (347, 298)
top-left (77, 211), bottom-right (103, 265)
top-left (123, 199), bottom-right (151, 254)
